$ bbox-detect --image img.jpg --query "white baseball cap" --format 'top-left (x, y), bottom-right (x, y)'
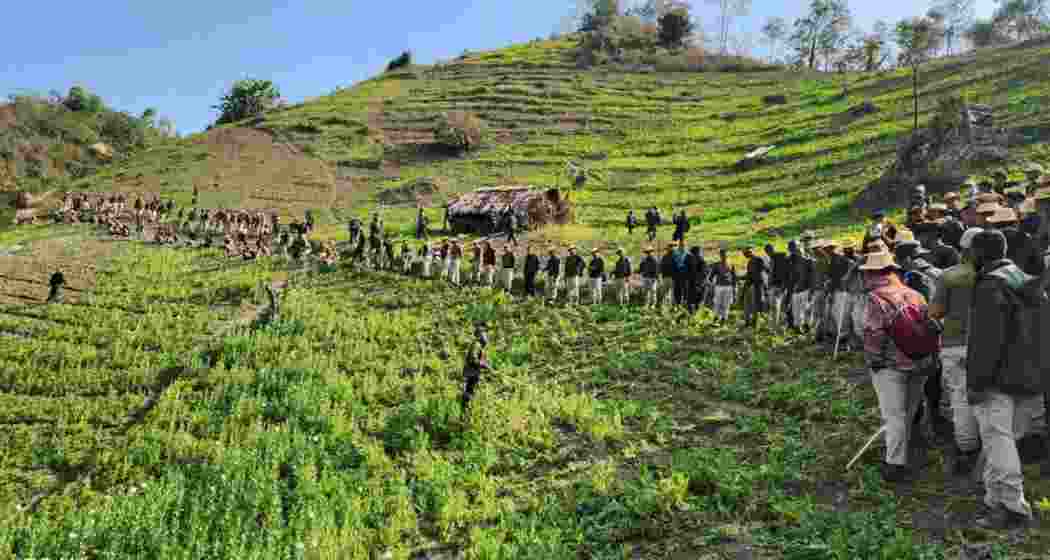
top-left (960, 227), bottom-right (983, 249)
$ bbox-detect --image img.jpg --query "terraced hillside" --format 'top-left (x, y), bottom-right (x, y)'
top-left (59, 35), bottom-right (1050, 253)
top-left (3, 36), bottom-right (1050, 559)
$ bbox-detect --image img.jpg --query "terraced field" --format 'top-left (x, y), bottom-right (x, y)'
top-left (3, 36), bottom-right (1050, 558)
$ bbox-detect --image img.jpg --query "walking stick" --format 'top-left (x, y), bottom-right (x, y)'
top-left (847, 426), bottom-right (887, 471)
top-left (833, 292), bottom-right (848, 359)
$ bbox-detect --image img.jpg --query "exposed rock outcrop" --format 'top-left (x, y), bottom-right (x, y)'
top-left (853, 104), bottom-right (1014, 212)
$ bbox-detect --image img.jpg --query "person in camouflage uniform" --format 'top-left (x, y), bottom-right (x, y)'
top-left (461, 323), bottom-right (491, 418)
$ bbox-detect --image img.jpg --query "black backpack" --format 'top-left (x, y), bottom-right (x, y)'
top-left (986, 264), bottom-right (1050, 395)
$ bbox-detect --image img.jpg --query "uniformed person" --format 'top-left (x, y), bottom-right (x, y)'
top-left (461, 323), bottom-right (491, 418)
top-left (448, 239), bottom-right (464, 286)
top-left (471, 241), bottom-right (484, 284)
top-left (710, 250), bottom-right (737, 323)
top-left (612, 247), bottom-right (632, 306)
top-left (545, 245), bottom-right (562, 301)
top-left (523, 243), bottom-right (541, 297)
top-left (501, 245), bottom-right (516, 294)
top-left (565, 246), bottom-right (585, 305)
top-left (588, 248), bottom-right (606, 305)
top-left (640, 246), bottom-right (660, 308)
top-left (482, 241), bottom-right (497, 286)
top-left (419, 241), bottom-right (433, 278)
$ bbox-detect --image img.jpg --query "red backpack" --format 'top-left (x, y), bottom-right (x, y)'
top-left (873, 288), bottom-right (941, 360)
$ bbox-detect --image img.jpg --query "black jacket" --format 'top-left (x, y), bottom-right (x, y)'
top-left (588, 257), bottom-right (605, 279)
top-left (660, 253), bottom-right (675, 278)
top-left (745, 255), bottom-right (769, 288)
top-left (827, 254), bottom-right (853, 292)
top-left (565, 255), bottom-right (585, 277)
top-left (788, 253), bottom-right (814, 292)
top-left (640, 255), bottom-right (659, 278)
top-left (930, 242), bottom-right (961, 270)
top-left (524, 254), bottom-right (541, 276)
top-left (613, 256), bottom-right (631, 278)
top-left (546, 255), bottom-right (561, 276)
top-left (768, 251), bottom-right (790, 288)
top-left (711, 262), bottom-right (737, 286)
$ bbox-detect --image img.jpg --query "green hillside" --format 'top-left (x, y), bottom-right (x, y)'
top-left (3, 36), bottom-right (1050, 559)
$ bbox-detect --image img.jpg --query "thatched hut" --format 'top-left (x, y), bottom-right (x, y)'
top-left (447, 186), bottom-right (574, 235)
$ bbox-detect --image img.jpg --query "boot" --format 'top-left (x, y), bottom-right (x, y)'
top-left (975, 505), bottom-right (1033, 531)
top-left (880, 462), bottom-right (912, 483)
top-left (952, 447), bottom-right (980, 477)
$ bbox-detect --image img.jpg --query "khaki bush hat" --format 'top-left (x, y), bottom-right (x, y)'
top-left (859, 251), bottom-right (899, 271)
top-left (976, 202), bottom-right (1001, 214)
top-left (893, 229), bottom-right (917, 245)
top-left (986, 207), bottom-right (1019, 224)
top-left (944, 192), bottom-right (961, 201)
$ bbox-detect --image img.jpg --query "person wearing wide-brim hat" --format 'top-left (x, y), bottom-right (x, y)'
top-left (859, 247), bottom-right (930, 482)
top-left (611, 247), bottom-right (633, 307)
top-left (447, 236), bottom-right (464, 286)
top-left (481, 239), bottom-right (498, 287)
top-left (588, 247), bottom-right (606, 305)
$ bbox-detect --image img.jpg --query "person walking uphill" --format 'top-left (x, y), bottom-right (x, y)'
top-left (626, 210), bottom-right (638, 236)
top-left (461, 323), bottom-right (491, 418)
top-left (966, 229), bottom-right (1045, 530)
top-left (645, 207), bottom-right (661, 243)
top-left (588, 248), bottom-right (606, 305)
top-left (862, 250), bottom-right (934, 483)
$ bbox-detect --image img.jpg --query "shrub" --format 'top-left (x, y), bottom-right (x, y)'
top-left (213, 79), bottom-right (282, 126)
top-left (657, 8), bottom-right (694, 49)
top-left (386, 50), bottom-right (413, 72)
top-left (433, 111), bottom-right (484, 152)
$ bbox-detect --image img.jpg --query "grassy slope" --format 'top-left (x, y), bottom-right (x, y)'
top-left (2, 37), bottom-right (1050, 559)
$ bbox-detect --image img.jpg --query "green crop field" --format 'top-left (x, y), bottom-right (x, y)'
top-left (3, 35), bottom-right (1050, 559)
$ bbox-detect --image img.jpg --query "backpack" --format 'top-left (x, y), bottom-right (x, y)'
top-left (873, 289), bottom-right (941, 360)
top-left (985, 265), bottom-right (1049, 394)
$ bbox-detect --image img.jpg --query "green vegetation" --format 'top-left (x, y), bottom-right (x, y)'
top-left (0, 86), bottom-right (172, 191)
top-left (212, 79), bottom-right (283, 127)
top-left (3, 34), bottom-right (1050, 558)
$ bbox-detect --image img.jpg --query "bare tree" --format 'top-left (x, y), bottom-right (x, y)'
top-left (790, 0), bottom-right (852, 70)
top-left (932, 0), bottom-right (976, 55)
top-left (761, 17), bottom-right (788, 62)
top-left (896, 16), bottom-right (940, 131)
top-left (706, 0), bottom-right (752, 55)
top-left (993, 0), bottom-right (1050, 40)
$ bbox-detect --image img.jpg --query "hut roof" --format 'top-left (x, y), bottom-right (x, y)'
top-left (448, 185), bottom-right (557, 215)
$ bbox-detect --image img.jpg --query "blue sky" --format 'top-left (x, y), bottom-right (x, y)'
top-left (0, 1), bottom-right (998, 135)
